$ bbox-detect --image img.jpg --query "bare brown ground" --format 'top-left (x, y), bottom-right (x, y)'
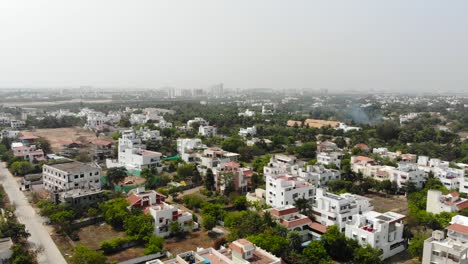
top-left (21, 127), bottom-right (113, 153)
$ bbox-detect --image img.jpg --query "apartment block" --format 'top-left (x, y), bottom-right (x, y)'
top-left (265, 174), bottom-right (315, 208)
top-left (345, 211), bottom-right (406, 260)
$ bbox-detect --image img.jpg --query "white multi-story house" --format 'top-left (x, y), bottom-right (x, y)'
top-left (399, 112), bottom-right (419, 124)
top-left (238, 109), bottom-right (255, 117)
top-left (198, 125), bottom-right (217, 137)
top-left (263, 154), bottom-right (303, 177)
top-left (130, 113), bottom-right (148, 125)
top-left (10, 120), bottom-right (25, 129)
top-left (372, 147), bottom-right (399, 160)
top-left (423, 215), bottom-right (468, 264)
top-left (338, 123), bottom-right (361, 132)
top-left (106, 130), bottom-right (162, 174)
top-left (43, 161), bottom-right (101, 192)
top-left (12, 143), bottom-right (45, 163)
top-left (199, 148), bottom-right (240, 169)
top-left (85, 112), bottom-right (109, 130)
top-left (137, 127), bottom-right (163, 141)
top-left (154, 239), bottom-right (281, 264)
top-left (426, 190), bottom-right (468, 214)
top-left (176, 138), bottom-right (207, 163)
top-left (316, 152), bottom-right (342, 168)
top-left (239, 126), bottom-right (256, 137)
top-left (265, 174), bottom-right (315, 208)
top-left (390, 163), bottom-right (427, 189)
top-left (298, 165), bottom-right (341, 186)
top-left (212, 161), bottom-right (253, 193)
top-left (147, 202), bottom-right (195, 238)
top-left (313, 188), bottom-right (373, 232)
top-left (127, 187), bottom-right (196, 237)
top-left (345, 211), bottom-right (406, 260)
top-left (316, 141), bottom-right (338, 153)
top-left (187, 117), bottom-right (208, 128)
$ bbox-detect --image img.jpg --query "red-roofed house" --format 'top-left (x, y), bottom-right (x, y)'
top-left (355, 143), bottom-right (370, 152)
top-left (213, 162), bottom-right (253, 193)
top-left (126, 187), bottom-right (166, 209)
top-left (427, 190), bottom-right (468, 214)
top-left (12, 143), bottom-right (45, 163)
top-left (19, 135), bottom-right (39, 146)
top-left (59, 140), bottom-right (83, 157)
top-left (266, 206), bottom-right (313, 242)
top-left (92, 140), bottom-right (114, 162)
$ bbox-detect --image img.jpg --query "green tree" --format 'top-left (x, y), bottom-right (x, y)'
top-left (70, 245), bottom-right (107, 264)
top-left (202, 214), bottom-right (217, 231)
top-left (247, 234), bottom-right (288, 256)
top-left (353, 245), bottom-right (383, 264)
top-left (321, 225), bottom-right (356, 262)
top-left (287, 231), bottom-right (303, 252)
top-left (124, 214), bottom-right (154, 241)
top-left (100, 198), bottom-right (130, 229)
top-left (144, 235), bottom-right (165, 255)
top-left (295, 142), bottom-right (317, 159)
top-left (294, 196), bottom-right (312, 216)
top-left (106, 167), bottom-right (127, 189)
top-left (10, 161), bottom-right (33, 176)
top-left (221, 136), bottom-right (246, 153)
top-left (233, 196), bottom-right (248, 210)
top-left (204, 168), bottom-right (215, 191)
top-left (408, 234), bottom-right (427, 260)
top-left (302, 240), bottom-right (331, 264)
top-left (169, 221), bottom-right (186, 239)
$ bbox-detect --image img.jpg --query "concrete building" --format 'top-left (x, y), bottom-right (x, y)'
top-left (92, 140), bottom-right (114, 162)
top-left (176, 138), bottom-right (206, 163)
top-left (147, 202), bottom-right (195, 238)
top-left (427, 190), bottom-right (468, 214)
top-left (265, 174), bottom-right (315, 208)
top-left (423, 215), bottom-right (468, 264)
top-left (42, 161), bottom-right (101, 192)
top-left (345, 211), bottom-right (406, 260)
top-left (199, 148), bottom-right (240, 169)
top-left (316, 152), bottom-right (342, 168)
top-left (198, 125), bottom-right (217, 137)
top-left (187, 117), bottom-right (208, 128)
top-left (107, 130), bottom-right (162, 174)
top-left (313, 188), bottom-right (374, 232)
top-left (298, 165), bottom-right (341, 187)
top-left (239, 126), bottom-right (256, 138)
top-left (267, 206), bottom-right (312, 242)
top-left (154, 239), bottom-right (281, 264)
top-left (212, 161), bottom-right (253, 193)
top-left (11, 142), bottom-right (45, 163)
top-left (317, 141), bottom-right (338, 153)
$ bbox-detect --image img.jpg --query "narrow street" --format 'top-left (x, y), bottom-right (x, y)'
top-left (0, 163), bottom-right (67, 264)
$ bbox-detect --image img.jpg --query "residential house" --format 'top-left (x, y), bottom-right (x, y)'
top-left (212, 161), bottom-right (253, 193)
top-left (313, 188), bottom-right (374, 232)
top-left (423, 215), bottom-right (468, 264)
top-left (265, 174), bottom-right (315, 208)
top-left (239, 126), bottom-right (256, 138)
top-left (316, 152), bottom-right (342, 168)
top-left (427, 190), bottom-right (468, 214)
top-left (92, 140), bottom-right (114, 162)
top-left (198, 125), bottom-right (217, 137)
top-left (345, 211), bottom-right (406, 260)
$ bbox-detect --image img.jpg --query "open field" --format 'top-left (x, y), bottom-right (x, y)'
top-left (364, 193), bottom-right (408, 215)
top-left (21, 127), bottom-right (113, 152)
top-left (78, 224), bottom-right (127, 250)
top-left (164, 231), bottom-right (215, 255)
top-left (107, 246), bottom-right (146, 263)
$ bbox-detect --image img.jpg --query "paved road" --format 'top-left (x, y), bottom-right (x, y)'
top-left (0, 163), bottom-right (67, 264)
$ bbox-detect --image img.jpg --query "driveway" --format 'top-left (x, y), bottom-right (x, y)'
top-left (0, 163), bottom-right (67, 264)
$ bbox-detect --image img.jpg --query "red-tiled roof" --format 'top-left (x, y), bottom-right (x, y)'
top-left (456, 200), bottom-right (468, 211)
top-left (309, 222), bottom-right (327, 234)
top-left (355, 143), bottom-right (369, 149)
top-left (447, 223), bottom-right (468, 235)
top-left (225, 161), bottom-right (240, 168)
top-left (451, 192), bottom-right (460, 198)
top-left (280, 217), bottom-right (312, 228)
top-left (127, 194), bottom-right (141, 206)
top-left (354, 156), bottom-right (374, 163)
top-left (94, 140), bottom-right (113, 146)
top-left (141, 150), bottom-right (161, 156)
top-left (13, 146), bottom-right (29, 151)
top-left (270, 207), bottom-right (299, 217)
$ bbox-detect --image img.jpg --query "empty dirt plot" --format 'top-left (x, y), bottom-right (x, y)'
top-left (21, 127), bottom-right (113, 153)
top-left (107, 246), bottom-right (146, 263)
top-left (78, 223), bottom-right (127, 250)
top-left (365, 193), bottom-right (408, 215)
top-left (164, 231), bottom-right (215, 256)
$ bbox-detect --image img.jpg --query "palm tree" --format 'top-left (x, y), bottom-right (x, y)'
top-left (106, 167), bottom-right (128, 189)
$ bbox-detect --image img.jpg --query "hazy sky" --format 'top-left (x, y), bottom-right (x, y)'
top-left (1, 1), bottom-right (467, 92)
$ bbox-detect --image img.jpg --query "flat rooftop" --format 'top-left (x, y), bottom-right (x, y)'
top-left (47, 161), bottom-right (99, 172)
